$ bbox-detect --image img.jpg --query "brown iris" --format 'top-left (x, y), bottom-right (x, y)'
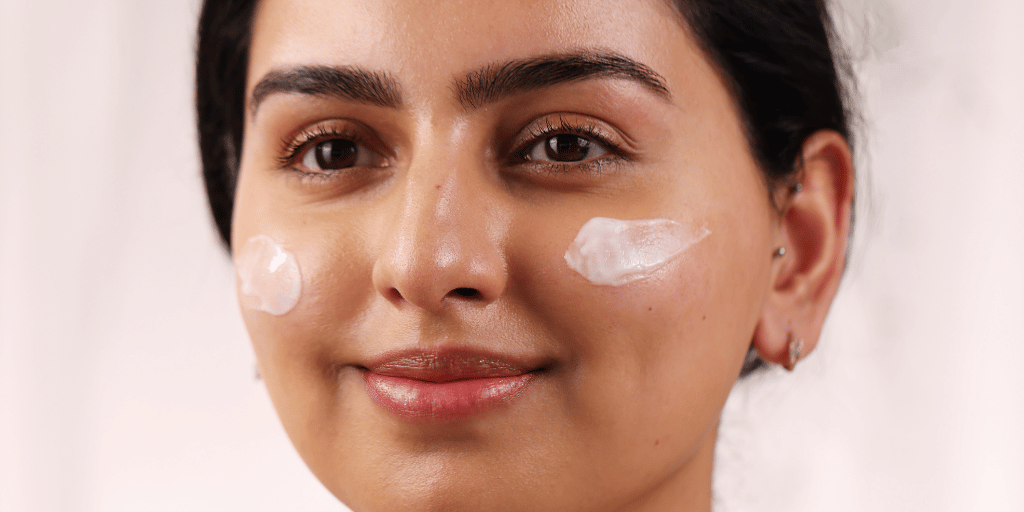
top-left (544, 135), bottom-right (592, 162)
top-left (314, 139), bottom-right (358, 170)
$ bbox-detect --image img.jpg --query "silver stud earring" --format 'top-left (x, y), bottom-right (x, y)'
top-left (792, 182), bottom-right (803, 193)
top-left (774, 246), bottom-right (787, 258)
top-left (785, 334), bottom-right (804, 372)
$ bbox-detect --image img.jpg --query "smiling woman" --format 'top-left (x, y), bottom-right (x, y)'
top-left (195, 0), bottom-right (855, 510)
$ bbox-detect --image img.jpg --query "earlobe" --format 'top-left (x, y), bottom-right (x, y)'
top-left (753, 130), bottom-right (854, 369)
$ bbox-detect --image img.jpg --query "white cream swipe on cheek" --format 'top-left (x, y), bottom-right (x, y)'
top-left (564, 217), bottom-right (710, 286)
top-left (235, 235), bottom-right (302, 315)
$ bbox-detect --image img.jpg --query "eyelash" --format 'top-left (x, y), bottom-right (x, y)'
top-left (276, 124), bottom-right (365, 172)
top-left (275, 117), bottom-right (626, 184)
top-left (511, 117), bottom-right (626, 172)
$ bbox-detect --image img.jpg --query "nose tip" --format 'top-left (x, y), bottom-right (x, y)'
top-left (372, 175), bottom-right (507, 312)
top-left (373, 231), bottom-right (507, 310)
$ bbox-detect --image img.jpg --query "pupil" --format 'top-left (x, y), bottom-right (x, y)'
top-left (315, 139), bottom-right (357, 170)
top-left (545, 135), bottom-right (590, 162)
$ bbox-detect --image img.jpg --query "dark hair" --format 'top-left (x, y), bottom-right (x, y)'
top-left (196, 0), bottom-right (855, 376)
top-left (673, 0), bottom-right (855, 192)
top-left (196, 0), bottom-right (260, 248)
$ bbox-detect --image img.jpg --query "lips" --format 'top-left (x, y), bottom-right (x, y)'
top-left (360, 349), bottom-right (542, 421)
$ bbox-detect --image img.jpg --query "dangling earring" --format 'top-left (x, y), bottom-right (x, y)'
top-left (784, 334), bottom-right (804, 372)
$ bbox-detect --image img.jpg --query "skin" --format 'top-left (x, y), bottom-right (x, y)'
top-left (231, 0), bottom-right (854, 510)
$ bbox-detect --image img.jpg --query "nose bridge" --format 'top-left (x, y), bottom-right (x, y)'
top-left (373, 136), bottom-right (506, 310)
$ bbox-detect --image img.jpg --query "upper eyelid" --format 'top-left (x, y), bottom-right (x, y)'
top-left (276, 121), bottom-right (385, 169)
top-left (512, 118), bottom-right (624, 160)
top-left (277, 126), bottom-right (345, 168)
top-left (281, 122), bottom-right (362, 150)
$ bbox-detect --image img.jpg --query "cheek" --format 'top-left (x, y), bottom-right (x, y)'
top-left (564, 217), bottom-right (711, 286)
top-left (237, 221), bottom-right (375, 410)
top-left (511, 215), bottom-right (740, 409)
top-left (508, 223), bottom-right (752, 483)
top-left (237, 228), bottom-right (385, 492)
top-left (235, 235), bottom-right (303, 316)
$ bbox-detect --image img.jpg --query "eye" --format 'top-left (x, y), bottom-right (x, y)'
top-left (277, 121), bottom-right (391, 180)
top-left (525, 134), bottom-right (610, 163)
top-left (299, 138), bottom-right (382, 173)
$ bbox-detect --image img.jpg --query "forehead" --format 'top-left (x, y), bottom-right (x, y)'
top-left (248, 0), bottom-right (698, 97)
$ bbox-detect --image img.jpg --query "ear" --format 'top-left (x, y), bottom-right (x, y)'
top-left (752, 130), bottom-right (854, 370)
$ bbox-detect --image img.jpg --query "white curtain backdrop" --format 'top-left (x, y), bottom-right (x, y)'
top-left (1, 0), bottom-right (1021, 511)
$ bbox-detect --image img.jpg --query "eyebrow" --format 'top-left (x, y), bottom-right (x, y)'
top-left (250, 65), bottom-right (402, 116)
top-left (248, 50), bottom-right (670, 117)
top-left (455, 51), bottom-right (671, 108)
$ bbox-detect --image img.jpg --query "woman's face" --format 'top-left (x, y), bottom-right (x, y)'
top-left (234, 0), bottom-right (779, 510)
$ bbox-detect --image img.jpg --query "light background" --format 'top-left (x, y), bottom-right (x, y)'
top-left (0, 0), bottom-right (1021, 510)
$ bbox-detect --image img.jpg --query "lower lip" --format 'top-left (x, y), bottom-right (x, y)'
top-left (362, 371), bottom-right (535, 420)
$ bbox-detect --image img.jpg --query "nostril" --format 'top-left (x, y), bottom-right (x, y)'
top-left (383, 287), bottom-right (404, 303)
top-left (451, 287), bottom-right (481, 298)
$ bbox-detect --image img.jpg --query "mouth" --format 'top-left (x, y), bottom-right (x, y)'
top-left (359, 348), bottom-right (545, 421)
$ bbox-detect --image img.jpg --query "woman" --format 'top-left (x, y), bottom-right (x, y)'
top-left (196, 0), bottom-right (855, 510)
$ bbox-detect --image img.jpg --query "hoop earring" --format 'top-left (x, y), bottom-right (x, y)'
top-left (785, 334), bottom-right (804, 372)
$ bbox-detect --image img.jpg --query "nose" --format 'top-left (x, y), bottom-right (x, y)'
top-left (371, 155), bottom-right (507, 312)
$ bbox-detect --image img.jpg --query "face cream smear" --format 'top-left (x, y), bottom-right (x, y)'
top-left (235, 235), bottom-right (302, 315)
top-left (564, 217), bottom-right (710, 286)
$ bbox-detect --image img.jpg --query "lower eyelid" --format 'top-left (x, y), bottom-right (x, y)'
top-left (520, 154), bottom-right (624, 176)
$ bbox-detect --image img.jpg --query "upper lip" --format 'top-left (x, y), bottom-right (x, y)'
top-left (360, 348), bottom-right (545, 382)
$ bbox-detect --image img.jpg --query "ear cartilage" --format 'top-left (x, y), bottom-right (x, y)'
top-left (235, 235), bottom-right (303, 315)
top-left (564, 217), bottom-right (709, 286)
